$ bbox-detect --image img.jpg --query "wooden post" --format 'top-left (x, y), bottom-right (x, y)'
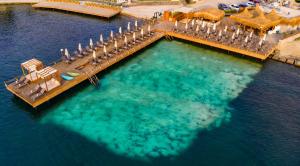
top-left (21, 65), bottom-right (25, 76)
top-left (44, 79), bottom-right (48, 91)
top-left (29, 72), bottom-right (33, 81)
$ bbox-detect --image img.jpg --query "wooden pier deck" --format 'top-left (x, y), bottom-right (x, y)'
top-left (6, 31), bottom-right (164, 108)
top-left (32, 1), bottom-right (120, 18)
top-left (166, 31), bottom-right (275, 60)
top-left (154, 21), bottom-right (276, 60)
top-left (5, 20), bottom-right (278, 108)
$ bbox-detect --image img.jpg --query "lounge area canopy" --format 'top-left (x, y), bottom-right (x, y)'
top-left (230, 6), bottom-right (282, 32)
top-left (36, 66), bottom-right (61, 91)
top-left (21, 58), bottom-right (43, 72)
top-left (281, 16), bottom-right (300, 26)
top-left (21, 58), bottom-right (44, 81)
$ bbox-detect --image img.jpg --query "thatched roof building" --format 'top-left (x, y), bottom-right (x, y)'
top-left (230, 5), bottom-right (300, 33)
top-left (192, 8), bottom-right (225, 22)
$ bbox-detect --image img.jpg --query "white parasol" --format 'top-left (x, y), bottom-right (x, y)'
top-left (89, 38), bottom-right (93, 47)
top-left (263, 34), bottom-right (267, 41)
top-left (103, 46), bottom-right (107, 54)
top-left (100, 34), bottom-right (103, 43)
top-left (135, 20), bottom-right (138, 29)
top-left (196, 25), bottom-right (199, 32)
top-left (245, 36), bottom-right (248, 43)
top-left (141, 28), bottom-right (144, 37)
top-left (114, 40), bottom-right (118, 49)
top-left (110, 30), bottom-right (114, 39)
top-left (249, 31), bottom-right (253, 38)
top-left (259, 38), bottom-right (263, 47)
top-left (65, 48), bottom-right (70, 59)
top-left (207, 27), bottom-right (210, 34)
top-left (92, 51), bottom-right (96, 60)
top-left (119, 27), bottom-right (122, 35)
top-left (124, 36), bottom-right (127, 45)
top-left (78, 43), bottom-right (82, 52)
top-left (148, 25), bottom-right (151, 33)
top-left (127, 22), bottom-right (131, 32)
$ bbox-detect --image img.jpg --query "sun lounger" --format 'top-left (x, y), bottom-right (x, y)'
top-left (85, 46), bottom-right (93, 53)
top-left (12, 77), bottom-right (25, 87)
top-left (16, 78), bottom-right (29, 89)
top-left (62, 57), bottom-right (71, 64)
top-left (74, 51), bottom-right (83, 58)
top-left (92, 60), bottom-right (98, 65)
top-left (26, 86), bottom-right (42, 97)
top-left (96, 41), bottom-right (104, 48)
top-left (31, 88), bottom-right (46, 101)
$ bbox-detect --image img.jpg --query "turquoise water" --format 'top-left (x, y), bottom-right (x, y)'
top-left (2, 6), bottom-right (300, 165)
top-left (40, 40), bottom-right (261, 159)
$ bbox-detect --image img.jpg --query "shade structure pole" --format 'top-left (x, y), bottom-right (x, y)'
top-left (44, 79), bottom-right (48, 91)
top-left (29, 71), bottom-right (33, 81)
top-left (21, 65), bottom-right (25, 76)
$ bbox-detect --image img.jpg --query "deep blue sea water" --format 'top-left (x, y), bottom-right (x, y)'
top-left (0, 5), bottom-right (300, 166)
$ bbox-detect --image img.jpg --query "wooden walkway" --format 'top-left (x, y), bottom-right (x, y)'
top-left (32, 1), bottom-right (120, 18)
top-left (6, 31), bottom-right (164, 108)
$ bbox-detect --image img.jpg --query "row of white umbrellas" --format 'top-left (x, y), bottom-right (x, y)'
top-left (174, 20), bottom-right (268, 47)
top-left (62, 20), bottom-right (154, 61)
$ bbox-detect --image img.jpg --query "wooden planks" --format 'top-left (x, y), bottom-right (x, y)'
top-left (32, 2), bottom-right (120, 18)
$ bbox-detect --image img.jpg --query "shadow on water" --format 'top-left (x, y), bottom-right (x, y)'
top-left (7, 39), bottom-right (263, 166)
top-left (226, 60), bottom-right (300, 166)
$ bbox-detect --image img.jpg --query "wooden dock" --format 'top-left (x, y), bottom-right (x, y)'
top-left (166, 31), bottom-right (275, 60)
top-left (6, 31), bottom-right (164, 108)
top-left (32, 1), bottom-right (121, 18)
top-left (5, 20), bottom-right (279, 108)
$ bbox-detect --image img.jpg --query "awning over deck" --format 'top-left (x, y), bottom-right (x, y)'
top-left (21, 58), bottom-right (43, 72)
top-left (37, 66), bottom-right (58, 79)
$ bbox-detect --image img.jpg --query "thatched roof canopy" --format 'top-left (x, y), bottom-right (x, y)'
top-left (21, 58), bottom-right (43, 72)
top-left (230, 5), bottom-right (282, 31)
top-left (266, 9), bottom-right (282, 21)
top-left (281, 16), bottom-right (300, 26)
top-left (193, 8), bottom-right (225, 21)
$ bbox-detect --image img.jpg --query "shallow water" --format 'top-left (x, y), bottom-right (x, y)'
top-left (0, 5), bottom-right (300, 166)
top-left (40, 40), bottom-right (261, 159)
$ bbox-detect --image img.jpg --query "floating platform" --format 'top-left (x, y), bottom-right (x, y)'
top-left (32, 1), bottom-right (121, 18)
top-left (6, 32), bottom-right (164, 108)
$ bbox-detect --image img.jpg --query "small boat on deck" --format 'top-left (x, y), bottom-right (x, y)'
top-left (61, 73), bottom-right (74, 81)
top-left (67, 72), bottom-right (80, 77)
